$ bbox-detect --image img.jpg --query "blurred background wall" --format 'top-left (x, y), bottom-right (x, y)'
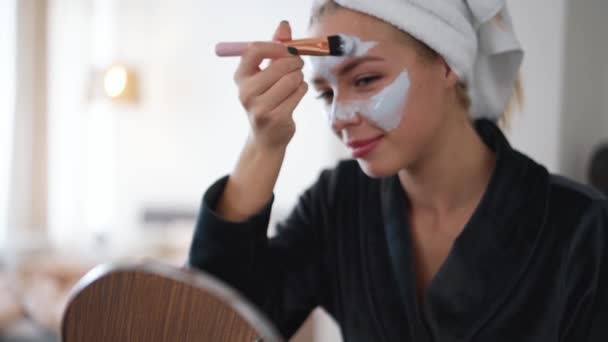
top-left (559, 0), bottom-right (608, 182)
top-left (0, 0), bottom-right (17, 244)
top-left (1, 0), bottom-right (607, 340)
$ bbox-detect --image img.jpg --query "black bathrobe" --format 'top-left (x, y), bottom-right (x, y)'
top-left (188, 119), bottom-right (608, 341)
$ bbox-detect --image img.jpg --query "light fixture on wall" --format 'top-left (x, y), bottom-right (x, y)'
top-left (104, 65), bottom-right (128, 97)
top-left (89, 63), bottom-right (139, 104)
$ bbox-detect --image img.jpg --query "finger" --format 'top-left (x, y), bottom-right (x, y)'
top-left (269, 21), bottom-right (293, 69)
top-left (239, 57), bottom-right (304, 102)
top-left (250, 70), bottom-right (305, 113)
top-left (234, 42), bottom-right (294, 82)
top-left (272, 21), bottom-right (292, 42)
top-left (268, 82), bottom-right (309, 117)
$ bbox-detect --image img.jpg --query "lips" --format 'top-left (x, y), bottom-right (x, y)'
top-left (347, 135), bottom-right (384, 158)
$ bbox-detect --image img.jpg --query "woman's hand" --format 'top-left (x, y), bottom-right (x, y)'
top-left (234, 21), bottom-right (308, 151)
top-left (217, 21), bottom-right (308, 222)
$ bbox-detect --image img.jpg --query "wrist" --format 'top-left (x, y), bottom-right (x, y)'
top-left (243, 136), bottom-right (288, 162)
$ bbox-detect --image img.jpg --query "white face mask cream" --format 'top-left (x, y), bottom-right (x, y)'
top-left (310, 35), bottom-right (411, 131)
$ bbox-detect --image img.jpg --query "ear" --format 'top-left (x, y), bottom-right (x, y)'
top-left (439, 56), bottom-right (460, 88)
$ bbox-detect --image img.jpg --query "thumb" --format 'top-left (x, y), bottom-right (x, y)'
top-left (272, 20), bottom-right (292, 42)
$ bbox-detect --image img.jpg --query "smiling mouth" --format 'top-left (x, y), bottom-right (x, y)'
top-left (347, 135), bottom-right (384, 158)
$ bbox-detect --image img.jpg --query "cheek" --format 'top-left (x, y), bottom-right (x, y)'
top-left (408, 67), bottom-right (450, 109)
top-left (400, 72), bottom-right (447, 125)
top-left (386, 78), bottom-right (449, 153)
top-left (330, 70), bottom-right (411, 132)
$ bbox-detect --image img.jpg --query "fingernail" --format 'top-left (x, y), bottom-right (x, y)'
top-left (287, 46), bottom-right (299, 55)
top-left (281, 20), bottom-right (289, 25)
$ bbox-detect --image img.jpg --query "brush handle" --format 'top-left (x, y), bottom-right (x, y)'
top-left (215, 42), bottom-right (252, 57)
top-left (215, 41), bottom-right (293, 57)
top-left (215, 38), bottom-right (329, 57)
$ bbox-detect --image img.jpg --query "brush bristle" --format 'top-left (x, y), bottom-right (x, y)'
top-left (327, 35), bottom-right (351, 56)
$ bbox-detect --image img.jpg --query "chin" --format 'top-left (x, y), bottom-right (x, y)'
top-left (356, 158), bottom-right (401, 178)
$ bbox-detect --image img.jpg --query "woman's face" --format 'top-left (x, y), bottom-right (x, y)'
top-left (309, 7), bottom-right (460, 177)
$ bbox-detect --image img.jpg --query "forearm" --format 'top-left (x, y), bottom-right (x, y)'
top-left (217, 138), bottom-right (286, 221)
top-left (188, 161), bottom-right (330, 339)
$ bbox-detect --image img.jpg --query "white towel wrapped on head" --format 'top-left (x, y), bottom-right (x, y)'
top-left (311, 0), bottom-right (523, 120)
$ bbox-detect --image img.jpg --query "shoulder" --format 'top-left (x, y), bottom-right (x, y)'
top-left (508, 144), bottom-right (605, 228)
top-left (545, 173), bottom-right (607, 228)
top-left (549, 174), bottom-right (606, 205)
top-left (503, 147), bottom-right (606, 251)
top-left (548, 180), bottom-right (608, 336)
top-left (544, 174), bottom-right (608, 261)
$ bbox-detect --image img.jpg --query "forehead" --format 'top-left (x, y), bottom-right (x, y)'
top-left (309, 6), bottom-right (401, 43)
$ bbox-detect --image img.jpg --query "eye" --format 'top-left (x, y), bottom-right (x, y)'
top-left (355, 75), bottom-right (381, 88)
top-left (315, 89), bottom-right (334, 104)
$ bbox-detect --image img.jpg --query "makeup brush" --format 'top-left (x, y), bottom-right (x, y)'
top-left (215, 35), bottom-right (355, 57)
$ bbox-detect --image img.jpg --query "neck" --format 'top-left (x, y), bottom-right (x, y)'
top-left (398, 114), bottom-right (496, 217)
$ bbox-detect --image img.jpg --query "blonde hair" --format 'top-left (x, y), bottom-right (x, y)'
top-left (310, 0), bottom-right (523, 127)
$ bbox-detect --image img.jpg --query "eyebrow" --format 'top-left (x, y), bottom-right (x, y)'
top-left (336, 55), bottom-right (384, 76)
top-left (311, 55), bottom-right (385, 85)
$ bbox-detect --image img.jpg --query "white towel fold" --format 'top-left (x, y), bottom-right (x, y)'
top-left (311, 0), bottom-right (523, 120)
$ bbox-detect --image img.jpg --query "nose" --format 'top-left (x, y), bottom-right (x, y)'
top-left (332, 113), bottom-right (362, 132)
top-left (329, 100), bottom-right (363, 132)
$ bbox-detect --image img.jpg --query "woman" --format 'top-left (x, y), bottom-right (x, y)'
top-left (189, 1), bottom-right (608, 340)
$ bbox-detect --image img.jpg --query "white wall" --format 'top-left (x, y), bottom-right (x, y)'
top-left (507, 0), bottom-right (567, 173)
top-left (8, 0), bottom-right (49, 235)
top-left (559, 0), bottom-right (608, 182)
top-left (47, 0), bottom-right (92, 247)
top-left (0, 0), bottom-right (17, 243)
